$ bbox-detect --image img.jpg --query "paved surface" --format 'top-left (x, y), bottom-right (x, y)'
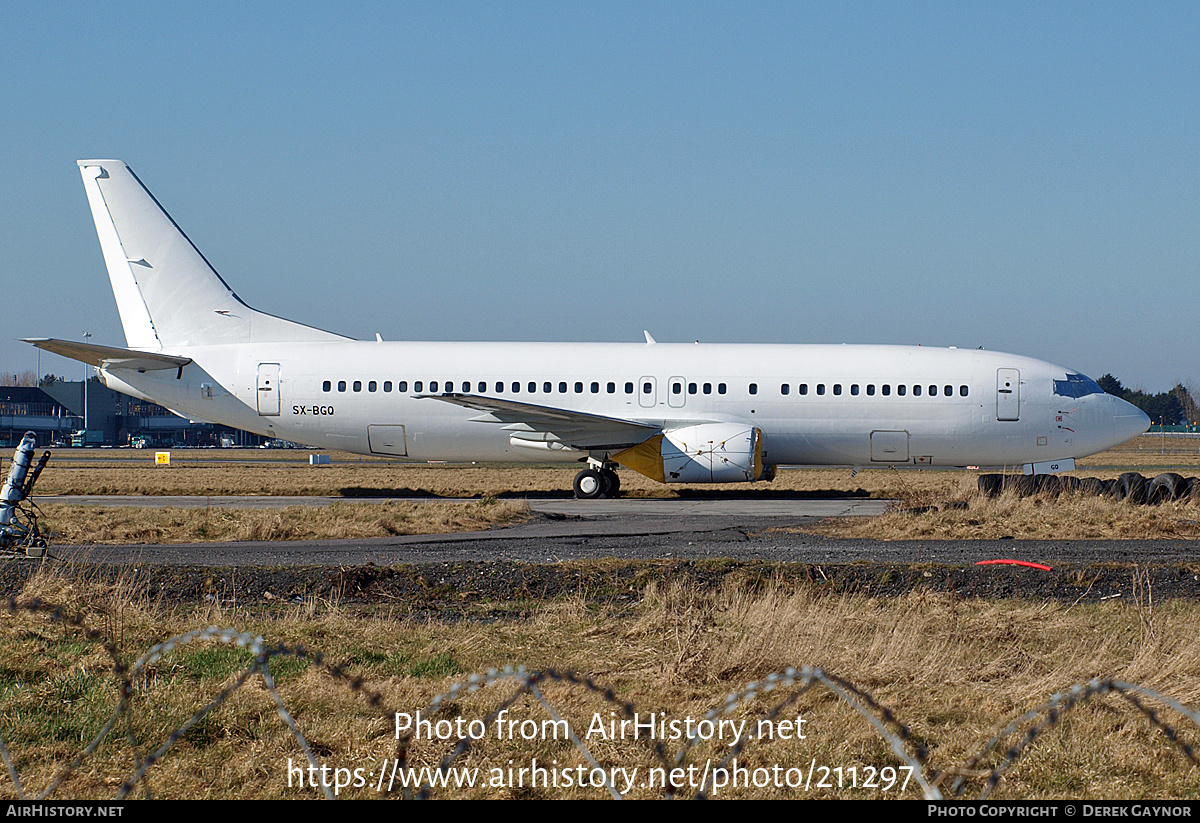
top-left (36, 492), bottom-right (1200, 569)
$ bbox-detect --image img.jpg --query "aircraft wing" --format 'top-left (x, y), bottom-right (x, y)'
top-left (24, 338), bottom-right (192, 372)
top-left (419, 393), bottom-right (660, 450)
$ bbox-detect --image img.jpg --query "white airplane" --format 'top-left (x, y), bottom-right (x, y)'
top-left (28, 160), bottom-right (1150, 498)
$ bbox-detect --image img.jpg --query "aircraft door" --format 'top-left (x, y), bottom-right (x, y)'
top-left (996, 368), bottom-right (1020, 421)
top-left (638, 376), bottom-right (658, 408)
top-left (668, 376), bottom-right (686, 408)
top-left (257, 363), bottom-right (281, 416)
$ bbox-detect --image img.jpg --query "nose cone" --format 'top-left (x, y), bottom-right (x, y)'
top-left (1112, 397), bottom-right (1151, 444)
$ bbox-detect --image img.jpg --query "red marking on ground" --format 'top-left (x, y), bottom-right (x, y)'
top-left (974, 559), bottom-right (1053, 571)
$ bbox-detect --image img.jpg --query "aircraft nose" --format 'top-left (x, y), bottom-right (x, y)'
top-left (1112, 397), bottom-right (1151, 444)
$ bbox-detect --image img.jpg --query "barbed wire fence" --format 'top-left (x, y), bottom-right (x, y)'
top-left (2, 595), bottom-right (1198, 800)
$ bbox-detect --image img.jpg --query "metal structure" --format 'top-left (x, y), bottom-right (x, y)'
top-left (0, 431), bottom-right (50, 557)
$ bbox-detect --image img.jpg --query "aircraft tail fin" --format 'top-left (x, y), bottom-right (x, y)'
top-left (77, 160), bottom-right (348, 349)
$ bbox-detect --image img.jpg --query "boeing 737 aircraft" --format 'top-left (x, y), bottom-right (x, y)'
top-left (28, 160), bottom-right (1150, 498)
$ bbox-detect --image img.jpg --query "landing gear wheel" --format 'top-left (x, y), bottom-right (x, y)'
top-left (573, 469), bottom-right (607, 499)
top-left (601, 468), bottom-right (620, 498)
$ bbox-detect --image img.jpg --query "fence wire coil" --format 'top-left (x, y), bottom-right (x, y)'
top-left (2, 596), bottom-right (1198, 799)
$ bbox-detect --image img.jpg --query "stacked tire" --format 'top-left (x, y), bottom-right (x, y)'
top-left (978, 471), bottom-right (1197, 504)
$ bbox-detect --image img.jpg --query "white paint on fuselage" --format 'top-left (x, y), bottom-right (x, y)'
top-left (99, 340), bottom-right (1149, 469)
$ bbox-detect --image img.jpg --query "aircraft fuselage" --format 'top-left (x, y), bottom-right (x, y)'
top-left (99, 340), bottom-right (1148, 469)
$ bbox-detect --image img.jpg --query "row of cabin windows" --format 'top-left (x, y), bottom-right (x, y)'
top-left (772, 383), bottom-right (969, 397)
top-left (320, 379), bottom-right (967, 398)
top-left (320, 379), bottom-right (730, 395)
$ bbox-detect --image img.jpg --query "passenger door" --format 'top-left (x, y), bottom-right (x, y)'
top-left (996, 368), bottom-right (1020, 421)
top-left (257, 363), bottom-right (280, 416)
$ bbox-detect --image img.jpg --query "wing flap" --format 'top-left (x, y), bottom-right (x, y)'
top-left (419, 393), bottom-right (659, 451)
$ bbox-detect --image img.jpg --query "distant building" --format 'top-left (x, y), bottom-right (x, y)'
top-left (0, 380), bottom-right (264, 447)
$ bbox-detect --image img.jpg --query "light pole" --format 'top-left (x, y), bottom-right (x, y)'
top-left (83, 331), bottom-right (91, 435)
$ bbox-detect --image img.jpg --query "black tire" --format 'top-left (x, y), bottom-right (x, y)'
top-left (1077, 477), bottom-right (1106, 496)
top-left (601, 468), bottom-right (620, 498)
top-left (1005, 475), bottom-right (1037, 497)
top-left (978, 474), bottom-right (1004, 497)
top-left (1186, 477), bottom-right (1200, 501)
top-left (1115, 472), bottom-right (1148, 504)
top-left (1100, 478), bottom-right (1118, 497)
top-left (573, 469), bottom-right (607, 499)
top-left (1147, 472), bottom-right (1186, 504)
top-left (1057, 475), bottom-right (1081, 494)
top-left (1034, 474), bottom-right (1062, 497)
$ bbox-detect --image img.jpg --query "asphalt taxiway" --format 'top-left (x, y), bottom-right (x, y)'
top-left (38, 495), bottom-right (1200, 570)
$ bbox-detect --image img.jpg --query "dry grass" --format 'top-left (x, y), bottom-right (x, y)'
top-left (35, 461), bottom-right (941, 499)
top-left (2, 565), bottom-right (1199, 799)
top-left (805, 488), bottom-right (1200, 541)
top-left (32, 499), bottom-right (529, 544)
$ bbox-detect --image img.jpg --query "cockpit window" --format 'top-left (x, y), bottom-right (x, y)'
top-left (1053, 373), bottom-right (1104, 398)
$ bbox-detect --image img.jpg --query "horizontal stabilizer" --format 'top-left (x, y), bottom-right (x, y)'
top-left (24, 338), bottom-right (192, 371)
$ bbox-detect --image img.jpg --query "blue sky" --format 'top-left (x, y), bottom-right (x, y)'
top-left (3, 2), bottom-right (1198, 390)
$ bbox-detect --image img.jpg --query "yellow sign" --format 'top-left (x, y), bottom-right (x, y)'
top-left (154, 452), bottom-right (171, 465)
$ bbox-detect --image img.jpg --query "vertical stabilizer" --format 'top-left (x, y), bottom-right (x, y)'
top-left (77, 160), bottom-right (347, 348)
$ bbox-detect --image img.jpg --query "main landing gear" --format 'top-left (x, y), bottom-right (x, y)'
top-left (572, 463), bottom-right (621, 499)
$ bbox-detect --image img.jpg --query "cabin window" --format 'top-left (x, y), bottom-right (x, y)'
top-left (703, 383), bottom-right (712, 394)
top-left (749, 383), bottom-right (758, 395)
top-left (780, 383), bottom-right (790, 395)
top-left (833, 384), bottom-right (842, 396)
top-left (928, 385), bottom-right (937, 396)
top-left (897, 384), bottom-right (905, 396)
top-left (882, 384), bottom-right (890, 396)
top-left (960, 385), bottom-right (969, 396)
top-left (398, 381), bottom-right (408, 392)
top-left (575, 382), bottom-right (584, 393)
top-left (799, 383), bottom-right (808, 395)
top-left (913, 385), bottom-right (921, 396)
top-left (591, 382), bottom-right (600, 393)
top-left (353, 381), bottom-right (362, 392)
top-left (672, 382), bottom-right (682, 395)
top-left (557, 381), bottom-right (566, 393)
top-left (642, 382), bottom-right (652, 394)
top-left (607, 382), bottom-right (616, 393)
top-left (625, 382), bottom-right (634, 394)
top-left (368, 381), bottom-right (377, 392)
top-left (718, 383), bottom-right (727, 395)
top-left (384, 381), bottom-right (392, 392)
top-left (850, 384), bottom-right (859, 396)
top-left (322, 381), bottom-right (331, 392)
top-left (528, 382), bottom-right (536, 393)
top-left (816, 384), bottom-right (825, 395)
top-left (337, 381), bottom-right (346, 392)
top-left (944, 385), bottom-right (952, 397)
top-left (688, 382), bottom-right (697, 394)
top-left (866, 384), bottom-right (875, 396)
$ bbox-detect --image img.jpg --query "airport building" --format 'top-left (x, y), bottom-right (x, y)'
top-left (0, 380), bottom-right (264, 448)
